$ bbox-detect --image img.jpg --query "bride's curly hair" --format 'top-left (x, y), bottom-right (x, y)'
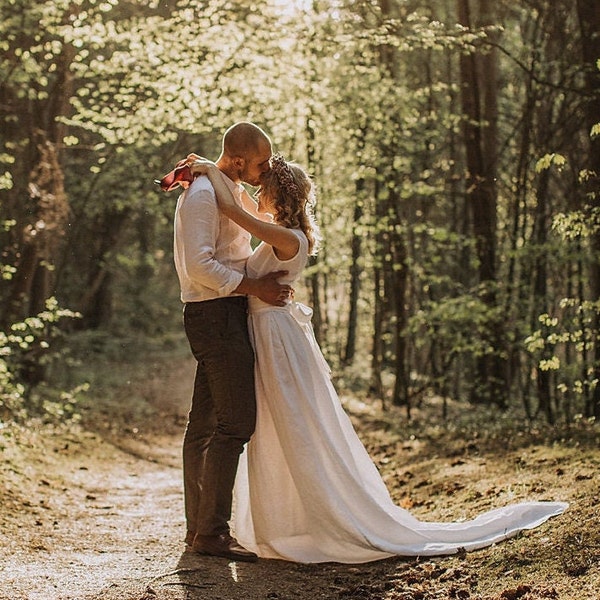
top-left (260, 154), bottom-right (321, 255)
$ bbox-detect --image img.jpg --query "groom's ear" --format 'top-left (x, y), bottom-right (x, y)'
top-left (232, 156), bottom-right (245, 170)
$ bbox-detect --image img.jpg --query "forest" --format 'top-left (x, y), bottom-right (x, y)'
top-left (1, 0), bottom-right (600, 427)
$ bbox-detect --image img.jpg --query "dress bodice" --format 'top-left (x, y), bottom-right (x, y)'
top-left (246, 229), bottom-right (308, 287)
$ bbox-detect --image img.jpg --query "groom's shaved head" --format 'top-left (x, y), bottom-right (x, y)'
top-left (223, 122), bottom-right (271, 159)
top-left (217, 121), bottom-right (272, 186)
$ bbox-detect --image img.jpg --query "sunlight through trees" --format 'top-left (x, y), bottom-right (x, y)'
top-left (1, 0), bottom-right (599, 424)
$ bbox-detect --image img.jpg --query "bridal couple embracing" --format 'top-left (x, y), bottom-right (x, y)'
top-left (159, 121), bottom-right (567, 564)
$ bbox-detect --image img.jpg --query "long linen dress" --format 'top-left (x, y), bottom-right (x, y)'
top-left (233, 229), bottom-right (568, 564)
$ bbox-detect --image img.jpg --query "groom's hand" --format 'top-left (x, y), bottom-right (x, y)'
top-left (255, 271), bottom-right (294, 306)
top-left (238, 271), bottom-right (293, 307)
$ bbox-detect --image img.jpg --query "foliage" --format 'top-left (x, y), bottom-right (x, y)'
top-left (0, 297), bottom-right (84, 423)
top-left (1, 0), bottom-right (599, 426)
top-left (553, 206), bottom-right (600, 239)
top-left (525, 302), bottom-right (598, 387)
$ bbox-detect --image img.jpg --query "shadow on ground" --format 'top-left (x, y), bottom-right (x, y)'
top-left (89, 552), bottom-right (414, 600)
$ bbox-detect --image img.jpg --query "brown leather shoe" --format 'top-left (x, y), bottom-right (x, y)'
top-left (192, 532), bottom-right (258, 562)
top-left (184, 530), bottom-right (196, 549)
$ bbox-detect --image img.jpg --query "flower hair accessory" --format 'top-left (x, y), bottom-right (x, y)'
top-left (270, 154), bottom-right (301, 199)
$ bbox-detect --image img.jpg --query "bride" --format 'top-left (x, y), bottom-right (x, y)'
top-left (189, 154), bottom-right (567, 564)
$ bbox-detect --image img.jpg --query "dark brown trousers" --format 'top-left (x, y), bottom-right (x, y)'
top-left (182, 296), bottom-right (256, 537)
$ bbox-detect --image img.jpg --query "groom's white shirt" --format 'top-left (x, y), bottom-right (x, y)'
top-left (174, 173), bottom-right (251, 303)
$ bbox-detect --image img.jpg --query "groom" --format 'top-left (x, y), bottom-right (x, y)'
top-left (174, 122), bottom-right (291, 562)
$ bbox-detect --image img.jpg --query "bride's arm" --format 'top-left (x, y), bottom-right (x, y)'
top-left (192, 162), bottom-right (300, 260)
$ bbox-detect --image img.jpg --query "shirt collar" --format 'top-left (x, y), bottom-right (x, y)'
top-left (220, 171), bottom-right (244, 200)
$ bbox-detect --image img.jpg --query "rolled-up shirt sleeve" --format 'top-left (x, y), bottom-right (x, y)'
top-left (177, 185), bottom-right (244, 297)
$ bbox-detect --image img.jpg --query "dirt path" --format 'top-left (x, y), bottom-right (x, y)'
top-left (1, 428), bottom-right (182, 599)
top-left (1, 357), bottom-right (598, 599)
top-left (1, 424), bottom-right (375, 600)
top-left (1, 359), bottom-right (395, 600)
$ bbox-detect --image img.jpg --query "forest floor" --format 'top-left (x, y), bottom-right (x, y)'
top-left (1, 354), bottom-right (599, 600)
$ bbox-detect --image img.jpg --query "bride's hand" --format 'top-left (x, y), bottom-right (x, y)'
top-left (185, 153), bottom-right (205, 164)
top-left (187, 155), bottom-right (217, 176)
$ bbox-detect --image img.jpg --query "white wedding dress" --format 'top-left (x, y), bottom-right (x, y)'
top-left (233, 229), bottom-right (567, 564)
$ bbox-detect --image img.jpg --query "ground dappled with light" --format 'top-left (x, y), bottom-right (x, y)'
top-left (1, 357), bottom-right (598, 600)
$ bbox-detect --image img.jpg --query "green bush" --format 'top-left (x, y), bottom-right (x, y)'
top-left (0, 298), bottom-right (83, 423)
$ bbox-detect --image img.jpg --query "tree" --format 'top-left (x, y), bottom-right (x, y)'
top-left (576, 0), bottom-right (600, 418)
top-left (455, 0), bottom-right (507, 407)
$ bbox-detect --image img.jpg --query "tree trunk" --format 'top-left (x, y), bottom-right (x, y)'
top-left (508, 56), bottom-right (538, 414)
top-left (3, 139), bottom-right (69, 326)
top-left (376, 0), bottom-right (409, 408)
top-left (456, 0), bottom-right (507, 407)
top-left (370, 178), bottom-right (388, 407)
top-left (576, 0), bottom-right (600, 418)
top-left (390, 197), bottom-right (409, 410)
top-left (343, 124), bottom-right (368, 365)
top-left (371, 265), bottom-right (385, 408)
top-left (1, 37), bottom-right (75, 327)
top-left (343, 182), bottom-right (363, 365)
top-left (76, 210), bottom-right (129, 329)
top-left (533, 170), bottom-right (554, 423)
top-left (305, 115), bottom-right (323, 344)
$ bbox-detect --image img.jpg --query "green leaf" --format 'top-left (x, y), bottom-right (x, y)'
top-left (535, 153), bottom-right (567, 172)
